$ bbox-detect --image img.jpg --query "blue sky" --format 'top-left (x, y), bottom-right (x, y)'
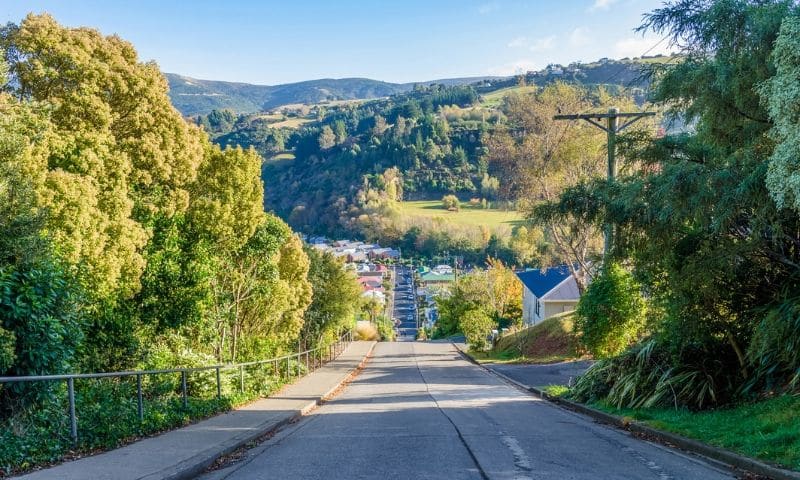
top-left (3, 0), bottom-right (675, 85)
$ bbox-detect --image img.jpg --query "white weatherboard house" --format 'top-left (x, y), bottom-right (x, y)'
top-left (516, 266), bottom-right (581, 326)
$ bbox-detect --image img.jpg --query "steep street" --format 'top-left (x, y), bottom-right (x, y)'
top-left (200, 342), bottom-right (733, 480)
top-left (392, 265), bottom-right (417, 340)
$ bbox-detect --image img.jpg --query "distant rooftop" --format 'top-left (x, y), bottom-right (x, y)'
top-left (420, 272), bottom-right (455, 283)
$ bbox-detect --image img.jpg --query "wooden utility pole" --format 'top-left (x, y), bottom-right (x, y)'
top-left (553, 107), bottom-right (655, 259)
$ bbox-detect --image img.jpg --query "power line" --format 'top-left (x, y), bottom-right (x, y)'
top-left (597, 35), bottom-right (670, 87)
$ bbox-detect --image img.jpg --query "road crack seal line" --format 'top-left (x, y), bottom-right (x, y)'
top-left (412, 342), bottom-right (490, 480)
top-left (500, 434), bottom-right (533, 475)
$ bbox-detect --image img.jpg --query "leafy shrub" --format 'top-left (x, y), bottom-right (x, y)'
top-left (572, 338), bottom-right (737, 409)
top-left (747, 297), bottom-right (800, 393)
top-left (141, 342), bottom-right (219, 398)
top-left (575, 263), bottom-right (647, 358)
top-left (0, 263), bottom-right (83, 406)
top-left (0, 380), bottom-right (237, 477)
top-left (0, 327), bottom-right (15, 372)
top-left (441, 194), bottom-right (460, 211)
top-left (355, 322), bottom-right (379, 341)
top-left (416, 327), bottom-right (429, 341)
top-left (460, 308), bottom-right (496, 351)
top-left (375, 316), bottom-right (395, 341)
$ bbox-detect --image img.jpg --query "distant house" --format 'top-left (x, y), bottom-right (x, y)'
top-left (357, 277), bottom-right (384, 292)
top-left (516, 266), bottom-right (581, 326)
top-left (369, 248), bottom-right (400, 260)
top-left (419, 272), bottom-right (455, 286)
top-left (311, 243), bottom-right (332, 252)
top-left (431, 264), bottom-right (453, 275)
top-left (348, 251), bottom-right (368, 263)
top-left (361, 290), bottom-right (386, 304)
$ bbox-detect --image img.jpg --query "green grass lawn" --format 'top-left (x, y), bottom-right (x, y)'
top-left (480, 85), bottom-right (539, 107)
top-left (269, 117), bottom-right (313, 129)
top-left (587, 395), bottom-right (800, 470)
top-left (399, 200), bottom-right (524, 229)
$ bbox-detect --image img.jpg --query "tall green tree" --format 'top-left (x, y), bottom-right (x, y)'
top-left (0, 73), bottom-right (83, 401)
top-left (561, 0), bottom-right (800, 407)
top-left (301, 248), bottom-right (362, 349)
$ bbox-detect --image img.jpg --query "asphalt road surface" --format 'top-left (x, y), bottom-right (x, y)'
top-left (199, 342), bottom-right (734, 480)
top-left (392, 266), bottom-right (417, 340)
top-left (488, 360), bottom-right (594, 389)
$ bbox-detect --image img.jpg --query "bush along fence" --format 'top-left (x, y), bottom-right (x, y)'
top-left (0, 331), bottom-right (353, 449)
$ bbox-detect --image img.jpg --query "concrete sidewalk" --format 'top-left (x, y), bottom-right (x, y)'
top-left (16, 341), bottom-right (376, 480)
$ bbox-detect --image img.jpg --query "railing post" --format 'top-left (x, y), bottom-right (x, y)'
top-left (287, 356), bottom-right (291, 380)
top-left (181, 371), bottom-right (188, 408)
top-left (239, 365), bottom-right (244, 393)
top-left (67, 378), bottom-right (78, 446)
top-left (274, 358), bottom-right (278, 378)
top-left (137, 374), bottom-right (143, 422)
top-left (215, 367), bottom-right (221, 400)
top-left (305, 351), bottom-right (309, 373)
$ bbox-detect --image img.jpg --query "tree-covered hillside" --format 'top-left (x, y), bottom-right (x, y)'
top-left (191, 56), bottom-right (664, 265)
top-left (166, 57), bottom-right (668, 116)
top-left (166, 74), bottom-right (414, 116)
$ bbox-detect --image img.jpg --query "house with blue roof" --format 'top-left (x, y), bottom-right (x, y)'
top-left (516, 266), bottom-right (581, 325)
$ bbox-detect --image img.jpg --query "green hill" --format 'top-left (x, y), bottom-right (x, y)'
top-left (165, 74), bottom-right (500, 116)
top-left (167, 56), bottom-right (678, 116)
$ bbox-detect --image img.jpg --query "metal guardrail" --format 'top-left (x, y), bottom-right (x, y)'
top-left (0, 331), bottom-right (354, 445)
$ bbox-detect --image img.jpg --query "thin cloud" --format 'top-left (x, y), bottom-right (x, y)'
top-left (478, 2), bottom-right (499, 14)
top-left (529, 35), bottom-right (556, 52)
top-left (507, 35), bottom-right (556, 52)
top-left (589, 0), bottom-right (618, 11)
top-left (488, 59), bottom-right (540, 76)
top-left (569, 27), bottom-right (591, 47)
top-left (507, 36), bottom-right (528, 48)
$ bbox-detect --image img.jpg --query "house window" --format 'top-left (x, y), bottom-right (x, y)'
top-left (535, 299), bottom-right (541, 317)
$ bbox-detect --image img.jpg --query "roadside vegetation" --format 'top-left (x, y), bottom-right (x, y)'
top-left (524, 1), bottom-right (800, 473)
top-left (474, 313), bottom-right (582, 364)
top-left (589, 396), bottom-right (800, 471)
top-left (433, 259), bottom-right (521, 348)
top-left (0, 15), bottom-right (363, 475)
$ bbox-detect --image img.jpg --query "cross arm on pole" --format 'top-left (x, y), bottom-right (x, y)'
top-left (552, 109), bottom-right (656, 262)
top-left (553, 111), bottom-right (656, 134)
top-left (617, 112), bottom-right (656, 132)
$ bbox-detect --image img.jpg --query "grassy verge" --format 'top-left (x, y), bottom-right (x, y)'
top-left (581, 395), bottom-right (800, 471)
top-left (475, 313), bottom-right (583, 364)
